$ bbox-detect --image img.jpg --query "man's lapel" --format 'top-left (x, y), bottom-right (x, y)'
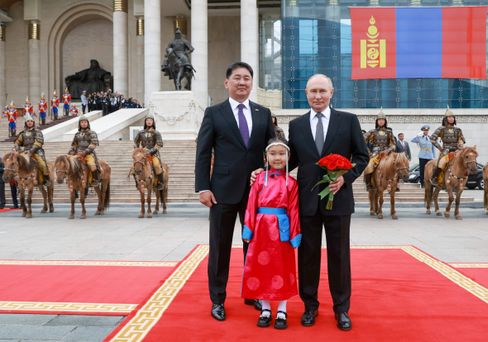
top-left (298, 111), bottom-right (319, 157)
top-left (220, 100), bottom-right (246, 148)
top-left (248, 101), bottom-right (261, 147)
top-left (321, 109), bottom-right (339, 155)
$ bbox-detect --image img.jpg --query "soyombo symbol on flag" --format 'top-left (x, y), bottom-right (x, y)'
top-left (350, 7), bottom-right (487, 80)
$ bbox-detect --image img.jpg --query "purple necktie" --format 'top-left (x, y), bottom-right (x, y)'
top-left (237, 103), bottom-right (250, 147)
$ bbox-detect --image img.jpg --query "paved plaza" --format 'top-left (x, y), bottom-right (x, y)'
top-left (0, 194), bottom-right (486, 341)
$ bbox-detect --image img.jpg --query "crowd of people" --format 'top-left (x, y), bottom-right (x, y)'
top-left (85, 91), bottom-right (143, 115)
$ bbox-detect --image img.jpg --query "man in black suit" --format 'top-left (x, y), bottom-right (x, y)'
top-left (195, 62), bottom-right (275, 321)
top-left (288, 74), bottom-right (369, 331)
top-left (396, 132), bottom-right (411, 160)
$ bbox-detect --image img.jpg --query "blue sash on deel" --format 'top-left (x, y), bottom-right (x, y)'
top-left (257, 207), bottom-right (290, 242)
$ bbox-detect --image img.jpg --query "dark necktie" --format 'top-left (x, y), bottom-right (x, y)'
top-left (238, 103), bottom-right (250, 147)
top-left (315, 112), bottom-right (324, 154)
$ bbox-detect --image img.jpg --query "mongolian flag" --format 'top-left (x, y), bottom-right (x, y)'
top-left (350, 7), bottom-right (487, 80)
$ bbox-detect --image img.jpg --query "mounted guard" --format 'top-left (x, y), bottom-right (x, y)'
top-left (133, 113), bottom-right (165, 190)
top-left (363, 108), bottom-right (396, 190)
top-left (69, 115), bottom-right (101, 186)
top-left (430, 107), bottom-right (466, 187)
top-left (13, 113), bottom-right (51, 186)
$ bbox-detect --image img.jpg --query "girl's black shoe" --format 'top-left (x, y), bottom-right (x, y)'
top-left (274, 311), bottom-right (288, 329)
top-left (257, 309), bottom-right (272, 327)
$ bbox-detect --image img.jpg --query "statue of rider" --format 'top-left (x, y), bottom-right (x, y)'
top-left (161, 28), bottom-right (195, 89)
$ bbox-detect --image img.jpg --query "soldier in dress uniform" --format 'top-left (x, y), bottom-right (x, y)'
top-left (429, 107), bottom-right (466, 187)
top-left (51, 91), bottom-right (60, 120)
top-left (69, 104), bottom-right (79, 117)
top-left (5, 102), bottom-right (17, 137)
top-left (69, 115), bottom-right (101, 186)
top-left (38, 94), bottom-right (48, 126)
top-left (23, 97), bottom-right (34, 117)
top-left (363, 108), bottom-right (396, 190)
top-left (62, 88), bottom-right (72, 117)
top-left (13, 113), bottom-right (51, 186)
top-left (133, 113), bottom-right (165, 190)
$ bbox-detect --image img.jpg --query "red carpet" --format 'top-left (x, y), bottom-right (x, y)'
top-left (107, 246), bottom-right (488, 342)
top-left (450, 263), bottom-right (488, 288)
top-left (0, 260), bottom-right (176, 315)
top-left (0, 208), bottom-right (19, 213)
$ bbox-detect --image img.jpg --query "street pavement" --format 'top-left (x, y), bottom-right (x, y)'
top-left (0, 193), bottom-right (486, 341)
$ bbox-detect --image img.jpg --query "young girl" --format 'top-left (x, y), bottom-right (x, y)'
top-left (242, 138), bottom-right (301, 329)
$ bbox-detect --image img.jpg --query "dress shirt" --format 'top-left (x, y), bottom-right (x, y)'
top-left (309, 107), bottom-right (331, 142)
top-left (229, 97), bottom-right (253, 137)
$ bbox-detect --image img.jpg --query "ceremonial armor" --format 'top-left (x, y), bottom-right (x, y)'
top-left (364, 127), bottom-right (396, 155)
top-left (134, 128), bottom-right (163, 158)
top-left (430, 126), bottom-right (465, 153)
top-left (14, 127), bottom-right (49, 177)
top-left (71, 129), bottom-right (99, 155)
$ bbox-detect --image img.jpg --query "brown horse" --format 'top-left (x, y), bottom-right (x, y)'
top-left (54, 154), bottom-right (110, 219)
top-left (483, 163), bottom-right (488, 215)
top-left (2, 151), bottom-right (54, 218)
top-left (131, 148), bottom-right (169, 218)
top-left (367, 152), bottom-right (410, 220)
top-left (424, 146), bottom-right (478, 219)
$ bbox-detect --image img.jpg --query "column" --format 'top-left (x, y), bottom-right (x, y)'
top-left (28, 20), bottom-right (41, 101)
top-left (191, 0), bottom-right (208, 109)
top-left (113, 0), bottom-right (128, 96)
top-left (144, 0), bottom-right (161, 106)
top-left (0, 23), bottom-right (5, 108)
top-left (136, 17), bottom-right (144, 104)
top-left (240, 0), bottom-right (259, 101)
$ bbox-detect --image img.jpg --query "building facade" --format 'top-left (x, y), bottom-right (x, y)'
top-left (0, 0), bottom-right (487, 111)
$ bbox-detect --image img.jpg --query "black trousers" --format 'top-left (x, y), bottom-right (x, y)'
top-left (208, 200), bottom-right (249, 305)
top-left (419, 158), bottom-right (431, 186)
top-left (298, 212), bottom-right (351, 314)
top-left (0, 179), bottom-right (5, 208)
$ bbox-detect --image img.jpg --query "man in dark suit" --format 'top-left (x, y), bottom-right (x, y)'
top-left (396, 132), bottom-right (411, 160)
top-left (288, 74), bottom-right (369, 331)
top-left (195, 62), bottom-right (275, 321)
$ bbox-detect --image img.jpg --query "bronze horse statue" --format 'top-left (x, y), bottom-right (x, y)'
top-left (367, 151), bottom-right (410, 220)
top-left (424, 146), bottom-right (478, 220)
top-left (2, 151), bottom-right (54, 218)
top-left (131, 148), bottom-right (169, 218)
top-left (483, 163), bottom-right (488, 215)
top-left (161, 47), bottom-right (195, 90)
top-left (54, 154), bottom-right (110, 219)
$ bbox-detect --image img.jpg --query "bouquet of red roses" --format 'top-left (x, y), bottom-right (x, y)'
top-left (313, 154), bottom-right (354, 210)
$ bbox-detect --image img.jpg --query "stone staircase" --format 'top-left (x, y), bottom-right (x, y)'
top-left (0, 117), bottom-right (471, 205)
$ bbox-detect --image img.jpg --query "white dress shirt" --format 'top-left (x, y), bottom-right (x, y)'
top-left (309, 106), bottom-right (331, 141)
top-left (229, 97), bottom-right (253, 137)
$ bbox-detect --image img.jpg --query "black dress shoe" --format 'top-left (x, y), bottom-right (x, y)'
top-left (244, 299), bottom-right (262, 311)
top-left (211, 303), bottom-right (225, 321)
top-left (301, 309), bottom-right (318, 326)
top-left (257, 309), bottom-right (272, 327)
top-left (335, 312), bottom-right (352, 331)
top-left (274, 311), bottom-right (288, 329)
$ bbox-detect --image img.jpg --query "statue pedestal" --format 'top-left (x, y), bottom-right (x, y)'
top-left (149, 91), bottom-right (204, 140)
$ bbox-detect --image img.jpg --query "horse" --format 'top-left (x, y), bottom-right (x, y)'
top-left (424, 146), bottom-right (478, 220)
top-left (367, 151), bottom-right (410, 220)
top-left (483, 163), bottom-right (488, 215)
top-left (2, 151), bottom-right (54, 218)
top-left (54, 154), bottom-right (110, 219)
top-left (131, 148), bottom-right (169, 218)
top-left (162, 47), bottom-right (195, 90)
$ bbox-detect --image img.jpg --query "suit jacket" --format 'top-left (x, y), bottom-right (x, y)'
top-left (195, 99), bottom-right (275, 204)
top-left (288, 108), bottom-right (369, 216)
top-left (396, 140), bottom-right (411, 160)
